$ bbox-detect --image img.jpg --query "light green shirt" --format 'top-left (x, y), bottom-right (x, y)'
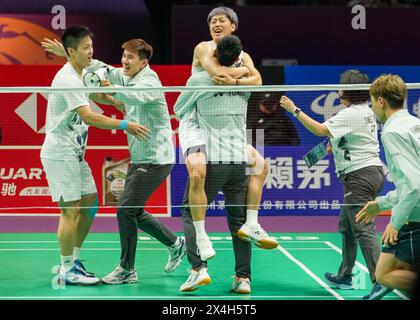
top-left (376, 109), bottom-right (420, 230)
top-left (88, 60), bottom-right (174, 164)
top-left (174, 71), bottom-right (249, 163)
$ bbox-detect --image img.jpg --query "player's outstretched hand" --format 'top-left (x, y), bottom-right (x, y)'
top-left (127, 122), bottom-right (150, 141)
top-left (355, 201), bottom-right (381, 224)
top-left (279, 96), bottom-right (297, 113)
top-left (41, 38), bottom-right (67, 57)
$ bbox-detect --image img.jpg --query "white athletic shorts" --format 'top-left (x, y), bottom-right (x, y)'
top-left (41, 158), bottom-right (97, 203)
top-left (178, 110), bottom-right (206, 157)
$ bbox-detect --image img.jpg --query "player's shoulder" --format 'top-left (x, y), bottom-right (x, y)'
top-left (194, 41), bottom-right (212, 54)
top-left (52, 63), bottom-right (81, 86)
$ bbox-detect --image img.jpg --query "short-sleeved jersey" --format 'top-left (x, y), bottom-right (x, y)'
top-left (323, 103), bottom-right (382, 176)
top-left (40, 62), bottom-right (89, 161)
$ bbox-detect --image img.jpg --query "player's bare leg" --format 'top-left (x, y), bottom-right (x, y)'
top-left (237, 145), bottom-right (278, 249)
top-left (186, 151), bottom-right (215, 260)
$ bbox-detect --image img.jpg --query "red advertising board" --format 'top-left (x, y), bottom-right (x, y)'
top-left (0, 65), bottom-right (191, 215)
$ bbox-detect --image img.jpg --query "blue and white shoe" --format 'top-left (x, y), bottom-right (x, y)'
top-left (165, 236), bottom-right (187, 273)
top-left (59, 266), bottom-right (101, 286)
top-left (362, 282), bottom-right (393, 300)
top-left (74, 259), bottom-right (96, 277)
top-left (324, 272), bottom-right (354, 290)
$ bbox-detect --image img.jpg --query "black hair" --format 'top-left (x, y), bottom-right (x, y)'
top-left (339, 69), bottom-right (370, 104)
top-left (215, 35), bottom-right (242, 67)
top-left (61, 26), bottom-right (93, 55)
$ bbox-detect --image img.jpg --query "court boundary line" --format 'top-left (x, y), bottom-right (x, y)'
top-left (0, 295), bottom-right (340, 300)
top-left (276, 246), bottom-right (344, 300)
top-left (324, 241), bottom-right (410, 301)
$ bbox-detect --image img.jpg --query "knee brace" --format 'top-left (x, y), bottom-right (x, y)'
top-left (88, 196), bottom-right (99, 219)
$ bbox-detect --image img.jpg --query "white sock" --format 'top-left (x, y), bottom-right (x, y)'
top-left (73, 247), bottom-right (81, 261)
top-left (193, 220), bottom-right (207, 238)
top-left (171, 237), bottom-right (180, 248)
top-left (245, 210), bottom-right (259, 226)
top-left (61, 255), bottom-right (74, 272)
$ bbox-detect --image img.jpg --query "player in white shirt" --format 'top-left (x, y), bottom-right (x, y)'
top-left (357, 74), bottom-right (420, 299)
top-left (280, 69), bottom-right (390, 300)
top-left (40, 26), bottom-right (148, 286)
top-left (181, 6), bottom-right (278, 261)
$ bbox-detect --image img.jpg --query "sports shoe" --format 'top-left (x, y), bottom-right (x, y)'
top-left (324, 272), bottom-right (353, 290)
top-left (59, 266), bottom-right (101, 286)
top-left (362, 282), bottom-right (393, 300)
top-left (180, 268), bottom-right (211, 292)
top-left (165, 236), bottom-right (187, 273)
top-left (237, 224), bottom-right (278, 249)
top-left (196, 235), bottom-right (216, 261)
top-left (101, 266), bottom-right (138, 285)
top-left (231, 276), bottom-right (251, 294)
top-left (74, 259), bottom-right (96, 277)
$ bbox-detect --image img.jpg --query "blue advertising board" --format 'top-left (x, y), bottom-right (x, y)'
top-left (170, 66), bottom-right (420, 216)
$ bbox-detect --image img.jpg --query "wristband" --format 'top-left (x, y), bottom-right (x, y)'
top-left (119, 120), bottom-right (128, 130)
top-left (293, 107), bottom-right (301, 118)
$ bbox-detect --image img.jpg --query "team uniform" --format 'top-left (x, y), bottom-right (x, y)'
top-left (177, 40), bottom-right (244, 156)
top-left (323, 102), bottom-right (384, 286)
top-left (174, 70), bottom-right (252, 293)
top-left (41, 62), bottom-right (101, 285)
top-left (376, 109), bottom-right (420, 265)
top-left (41, 62), bottom-right (96, 202)
top-left (86, 61), bottom-right (186, 283)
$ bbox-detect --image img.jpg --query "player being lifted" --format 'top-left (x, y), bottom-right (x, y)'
top-left (179, 6), bottom-right (278, 261)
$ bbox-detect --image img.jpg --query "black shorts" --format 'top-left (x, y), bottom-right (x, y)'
top-left (184, 144), bottom-right (207, 159)
top-left (382, 222), bottom-right (420, 265)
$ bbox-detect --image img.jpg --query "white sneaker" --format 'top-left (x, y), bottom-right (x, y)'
top-left (196, 235), bottom-right (216, 261)
top-left (60, 266), bottom-right (101, 286)
top-left (102, 266), bottom-right (138, 285)
top-left (231, 276), bottom-right (251, 294)
top-left (237, 224), bottom-right (278, 249)
top-left (165, 236), bottom-right (187, 273)
top-left (180, 268), bottom-right (211, 292)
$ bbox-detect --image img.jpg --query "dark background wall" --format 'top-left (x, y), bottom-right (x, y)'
top-left (172, 6), bottom-right (420, 65)
top-left (1, 0), bottom-right (420, 66)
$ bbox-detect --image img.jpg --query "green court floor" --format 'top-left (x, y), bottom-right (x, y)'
top-left (0, 233), bottom-right (409, 300)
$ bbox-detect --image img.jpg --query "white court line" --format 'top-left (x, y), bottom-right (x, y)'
top-left (0, 247), bottom-right (331, 252)
top-left (0, 240), bottom-right (326, 244)
top-left (324, 241), bottom-right (410, 301)
top-left (276, 246), bottom-right (344, 300)
top-left (0, 295), bottom-right (339, 300)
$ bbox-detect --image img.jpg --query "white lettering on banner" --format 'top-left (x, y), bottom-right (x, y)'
top-left (308, 200), bottom-right (319, 209)
top-left (208, 201), bottom-right (216, 210)
top-left (331, 200), bottom-right (341, 210)
top-left (265, 157), bottom-right (293, 190)
top-left (1, 183), bottom-right (17, 196)
top-left (263, 200), bottom-right (272, 210)
top-left (0, 168), bottom-right (43, 180)
top-left (19, 187), bottom-right (51, 196)
top-left (311, 92), bottom-right (345, 121)
top-left (275, 200), bottom-right (284, 210)
top-left (297, 200), bottom-right (307, 209)
top-left (297, 160), bottom-right (331, 189)
top-left (217, 200), bottom-right (225, 210)
top-left (285, 200), bottom-right (295, 210)
top-left (320, 200), bottom-right (330, 209)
